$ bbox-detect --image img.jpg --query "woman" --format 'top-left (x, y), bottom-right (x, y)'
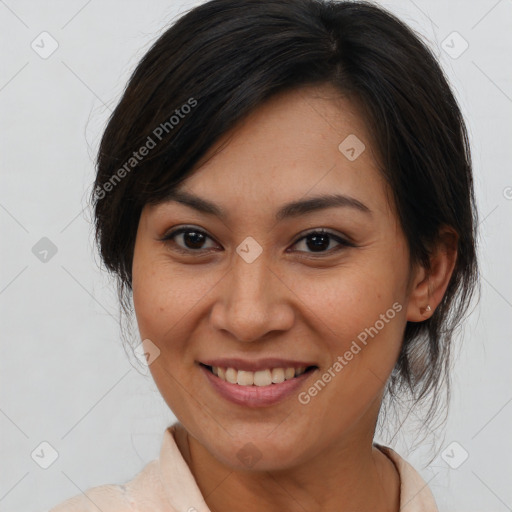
top-left (51, 0), bottom-right (478, 510)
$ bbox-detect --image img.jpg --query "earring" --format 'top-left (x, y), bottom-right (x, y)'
top-left (420, 304), bottom-right (432, 315)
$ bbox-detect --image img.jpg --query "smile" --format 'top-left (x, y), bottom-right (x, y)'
top-left (199, 362), bottom-right (318, 408)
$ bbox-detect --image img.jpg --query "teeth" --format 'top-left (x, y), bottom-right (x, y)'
top-left (210, 365), bottom-right (309, 386)
top-left (271, 368), bottom-right (285, 383)
top-left (284, 367), bottom-right (295, 380)
top-left (254, 369), bottom-right (272, 386)
top-left (225, 367), bottom-right (237, 384)
top-left (237, 370), bottom-right (254, 386)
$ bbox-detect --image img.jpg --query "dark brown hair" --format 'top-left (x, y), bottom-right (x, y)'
top-left (91, 0), bottom-right (479, 441)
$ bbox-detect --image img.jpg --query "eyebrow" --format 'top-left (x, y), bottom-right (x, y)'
top-left (162, 190), bottom-right (372, 221)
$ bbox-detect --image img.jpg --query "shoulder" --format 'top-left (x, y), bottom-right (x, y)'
top-left (49, 459), bottom-right (167, 512)
top-left (375, 444), bottom-right (439, 512)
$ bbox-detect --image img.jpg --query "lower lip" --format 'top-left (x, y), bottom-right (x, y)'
top-left (199, 364), bottom-right (317, 408)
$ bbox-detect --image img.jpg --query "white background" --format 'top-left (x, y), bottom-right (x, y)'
top-left (1, 1), bottom-right (511, 510)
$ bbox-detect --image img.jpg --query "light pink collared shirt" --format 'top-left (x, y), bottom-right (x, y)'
top-left (50, 423), bottom-right (439, 511)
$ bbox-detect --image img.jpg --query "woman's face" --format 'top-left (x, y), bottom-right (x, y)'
top-left (132, 85), bottom-right (418, 471)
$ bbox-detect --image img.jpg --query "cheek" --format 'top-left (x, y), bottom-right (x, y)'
top-left (295, 264), bottom-right (404, 338)
top-left (132, 249), bottom-right (173, 342)
top-left (132, 264), bottom-right (160, 340)
top-left (292, 263), bottom-right (406, 396)
top-left (132, 256), bottom-right (219, 346)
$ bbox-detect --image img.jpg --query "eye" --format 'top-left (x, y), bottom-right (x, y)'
top-left (160, 226), bottom-right (219, 254)
top-left (289, 229), bottom-right (354, 256)
top-left (160, 226), bottom-right (354, 256)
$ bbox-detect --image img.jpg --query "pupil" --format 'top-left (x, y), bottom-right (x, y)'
top-left (184, 231), bottom-right (205, 249)
top-left (307, 234), bottom-right (329, 252)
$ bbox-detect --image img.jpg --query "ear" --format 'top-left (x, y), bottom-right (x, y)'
top-left (406, 226), bottom-right (458, 322)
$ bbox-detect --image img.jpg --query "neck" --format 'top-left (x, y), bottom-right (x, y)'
top-left (174, 422), bottom-right (400, 512)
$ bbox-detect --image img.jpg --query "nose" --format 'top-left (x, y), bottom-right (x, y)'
top-left (209, 250), bottom-right (295, 343)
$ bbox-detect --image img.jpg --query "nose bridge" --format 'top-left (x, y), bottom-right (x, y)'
top-left (211, 242), bottom-right (292, 342)
top-left (229, 244), bottom-right (272, 310)
top-left (228, 232), bottom-right (270, 292)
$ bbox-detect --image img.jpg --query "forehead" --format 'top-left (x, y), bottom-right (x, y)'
top-left (155, 84), bottom-right (390, 220)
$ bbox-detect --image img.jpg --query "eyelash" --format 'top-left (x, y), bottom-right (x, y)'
top-left (159, 226), bottom-right (355, 257)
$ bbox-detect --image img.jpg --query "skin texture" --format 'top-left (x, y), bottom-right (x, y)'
top-left (131, 84), bottom-right (457, 511)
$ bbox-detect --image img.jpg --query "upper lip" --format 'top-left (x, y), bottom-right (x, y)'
top-left (199, 358), bottom-right (318, 372)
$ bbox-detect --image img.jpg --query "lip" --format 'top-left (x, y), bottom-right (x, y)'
top-left (199, 363), bottom-right (318, 408)
top-left (199, 357), bottom-right (317, 372)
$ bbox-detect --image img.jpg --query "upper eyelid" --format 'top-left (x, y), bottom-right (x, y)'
top-left (160, 226), bottom-right (216, 242)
